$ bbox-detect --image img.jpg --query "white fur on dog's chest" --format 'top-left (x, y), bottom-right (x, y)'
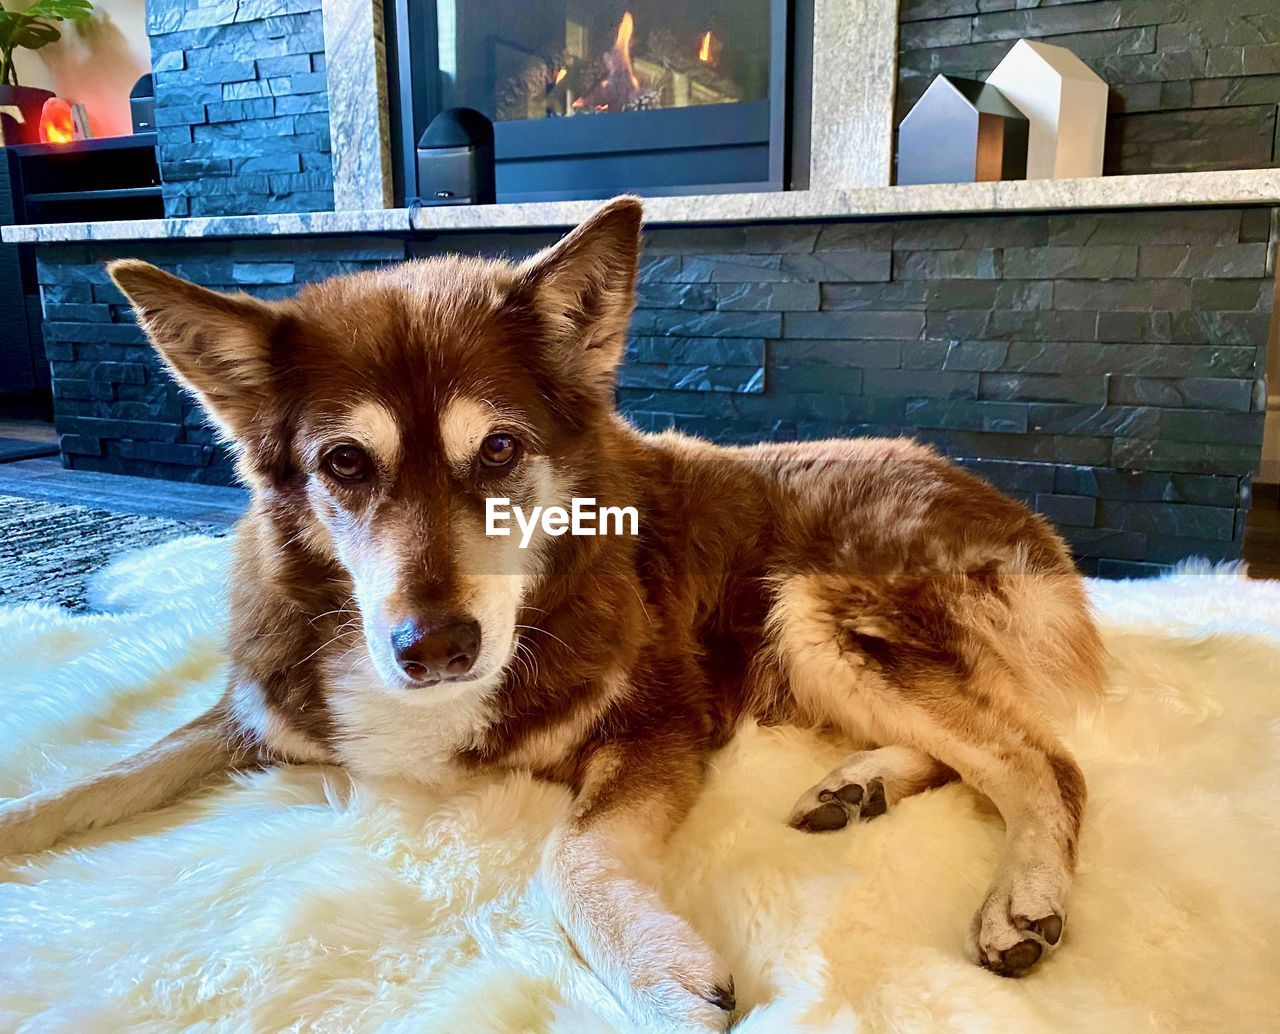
top-left (322, 657), bottom-right (499, 782)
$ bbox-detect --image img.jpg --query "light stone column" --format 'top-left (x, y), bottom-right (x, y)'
top-left (323, 0), bottom-right (395, 210)
top-left (807, 0), bottom-right (900, 189)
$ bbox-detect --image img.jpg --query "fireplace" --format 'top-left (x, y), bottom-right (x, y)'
top-left (385, 0), bottom-right (807, 203)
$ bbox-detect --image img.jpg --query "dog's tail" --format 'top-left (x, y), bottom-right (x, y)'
top-left (0, 705), bottom-right (251, 858)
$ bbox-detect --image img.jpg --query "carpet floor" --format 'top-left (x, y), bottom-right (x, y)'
top-left (0, 493), bottom-right (226, 611)
top-left (0, 438), bottom-right (58, 463)
top-left (0, 537), bottom-right (1278, 1032)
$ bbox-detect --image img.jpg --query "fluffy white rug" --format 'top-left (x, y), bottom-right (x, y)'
top-left (1, 537), bottom-right (1278, 1033)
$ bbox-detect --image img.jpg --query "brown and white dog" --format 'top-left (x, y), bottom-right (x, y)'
top-left (0, 198), bottom-right (1104, 1030)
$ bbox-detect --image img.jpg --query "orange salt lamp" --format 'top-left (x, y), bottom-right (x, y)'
top-left (39, 98), bottom-right (75, 145)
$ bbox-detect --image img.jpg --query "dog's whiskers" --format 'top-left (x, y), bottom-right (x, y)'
top-left (308, 597), bottom-right (358, 626)
top-left (514, 624), bottom-right (570, 652)
top-left (296, 628), bottom-right (363, 667)
top-left (511, 643), bottom-right (535, 684)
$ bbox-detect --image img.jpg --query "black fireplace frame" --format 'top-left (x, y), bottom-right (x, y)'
top-left (385, 0), bottom-right (811, 205)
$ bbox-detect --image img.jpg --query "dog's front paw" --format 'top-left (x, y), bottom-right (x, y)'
top-left (609, 909), bottom-right (734, 1032)
top-left (966, 876), bottom-right (1066, 978)
top-left (635, 972), bottom-right (735, 1033)
top-left (632, 911), bottom-right (737, 1023)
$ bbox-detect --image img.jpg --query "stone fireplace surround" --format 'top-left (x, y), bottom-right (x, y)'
top-left (2, 0), bottom-right (1278, 576)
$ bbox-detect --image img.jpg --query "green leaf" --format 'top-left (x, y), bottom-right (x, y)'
top-left (11, 20), bottom-right (61, 51)
top-left (0, 0), bottom-right (91, 85)
top-left (18, 0), bottom-right (94, 22)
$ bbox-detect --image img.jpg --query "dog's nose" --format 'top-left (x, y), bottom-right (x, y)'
top-left (390, 617), bottom-right (480, 683)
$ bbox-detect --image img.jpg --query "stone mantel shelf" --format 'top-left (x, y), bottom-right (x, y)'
top-left (4, 168), bottom-right (1278, 245)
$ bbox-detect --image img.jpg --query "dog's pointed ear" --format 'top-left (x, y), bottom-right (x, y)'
top-left (516, 196), bottom-right (642, 392)
top-left (108, 259), bottom-right (279, 441)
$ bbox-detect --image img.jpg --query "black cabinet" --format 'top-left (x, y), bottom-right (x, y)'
top-left (0, 134), bottom-right (162, 408)
top-left (0, 153), bottom-right (47, 404)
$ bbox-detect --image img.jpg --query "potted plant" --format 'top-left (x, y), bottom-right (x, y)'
top-left (0, 0), bottom-right (93, 145)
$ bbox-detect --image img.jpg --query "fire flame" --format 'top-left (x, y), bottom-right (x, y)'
top-left (698, 31), bottom-right (712, 63)
top-left (569, 12), bottom-right (645, 112)
top-left (616, 11), bottom-right (639, 90)
top-left (554, 67), bottom-right (567, 85)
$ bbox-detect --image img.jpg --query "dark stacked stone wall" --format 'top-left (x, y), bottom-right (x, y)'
top-left (36, 205), bottom-right (1277, 575)
top-left (616, 208), bottom-right (1276, 575)
top-left (39, 237), bottom-right (405, 485)
top-left (898, 0), bottom-right (1280, 175)
top-left (147, 0), bottom-right (333, 217)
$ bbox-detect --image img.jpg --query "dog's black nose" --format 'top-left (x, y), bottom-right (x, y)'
top-left (390, 617), bottom-right (480, 683)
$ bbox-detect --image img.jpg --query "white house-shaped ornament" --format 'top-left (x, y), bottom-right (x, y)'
top-left (986, 39), bottom-right (1108, 180)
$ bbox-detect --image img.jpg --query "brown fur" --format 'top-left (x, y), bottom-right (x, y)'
top-left (0, 198), bottom-right (1106, 1029)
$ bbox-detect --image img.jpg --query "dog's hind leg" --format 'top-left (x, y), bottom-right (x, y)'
top-left (772, 568), bottom-right (1100, 977)
top-left (788, 745), bottom-right (956, 831)
top-left (0, 699), bottom-right (253, 857)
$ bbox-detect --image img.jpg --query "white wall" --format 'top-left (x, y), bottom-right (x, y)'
top-left (10, 0), bottom-right (151, 139)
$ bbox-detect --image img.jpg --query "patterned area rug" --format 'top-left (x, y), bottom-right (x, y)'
top-left (0, 493), bottom-right (227, 611)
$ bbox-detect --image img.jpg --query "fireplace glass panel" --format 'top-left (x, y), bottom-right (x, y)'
top-left (435, 1), bottom-right (772, 124)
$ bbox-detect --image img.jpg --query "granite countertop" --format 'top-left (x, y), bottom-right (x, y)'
top-left (4, 169), bottom-right (1279, 244)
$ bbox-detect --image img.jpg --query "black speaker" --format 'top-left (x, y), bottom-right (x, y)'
top-left (130, 74), bottom-right (155, 133)
top-left (415, 108), bottom-right (495, 206)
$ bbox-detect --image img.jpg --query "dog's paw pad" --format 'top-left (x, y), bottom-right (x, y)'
top-left (791, 778), bottom-right (887, 832)
top-left (970, 894), bottom-right (1066, 978)
top-left (829, 783), bottom-right (863, 806)
top-left (792, 801), bottom-right (848, 832)
top-left (982, 938), bottom-right (1043, 978)
top-left (862, 778), bottom-right (887, 818)
top-left (1027, 913), bottom-right (1063, 946)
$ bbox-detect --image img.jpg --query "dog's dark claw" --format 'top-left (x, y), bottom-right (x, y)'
top-left (707, 978), bottom-right (736, 1012)
top-left (1031, 914), bottom-right (1063, 946)
top-left (984, 938), bottom-right (1043, 977)
top-left (796, 801), bottom-right (848, 831)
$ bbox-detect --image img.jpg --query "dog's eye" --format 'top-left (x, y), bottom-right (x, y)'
top-left (324, 444), bottom-right (372, 481)
top-left (479, 433), bottom-right (519, 468)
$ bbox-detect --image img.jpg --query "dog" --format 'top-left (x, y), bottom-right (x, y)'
top-left (0, 197), bottom-right (1104, 1031)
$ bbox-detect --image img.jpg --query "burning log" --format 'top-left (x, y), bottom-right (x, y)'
top-left (572, 12), bottom-right (648, 113)
top-left (498, 12), bottom-right (741, 120)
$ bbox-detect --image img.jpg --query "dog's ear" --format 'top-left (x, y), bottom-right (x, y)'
top-left (108, 260), bottom-right (279, 442)
top-left (517, 196), bottom-right (642, 394)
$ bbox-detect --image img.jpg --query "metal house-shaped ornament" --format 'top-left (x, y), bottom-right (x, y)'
top-left (986, 39), bottom-right (1108, 179)
top-left (897, 76), bottom-right (1029, 186)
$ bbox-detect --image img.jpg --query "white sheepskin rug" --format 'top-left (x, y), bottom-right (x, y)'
top-left (2, 538), bottom-right (1279, 1033)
